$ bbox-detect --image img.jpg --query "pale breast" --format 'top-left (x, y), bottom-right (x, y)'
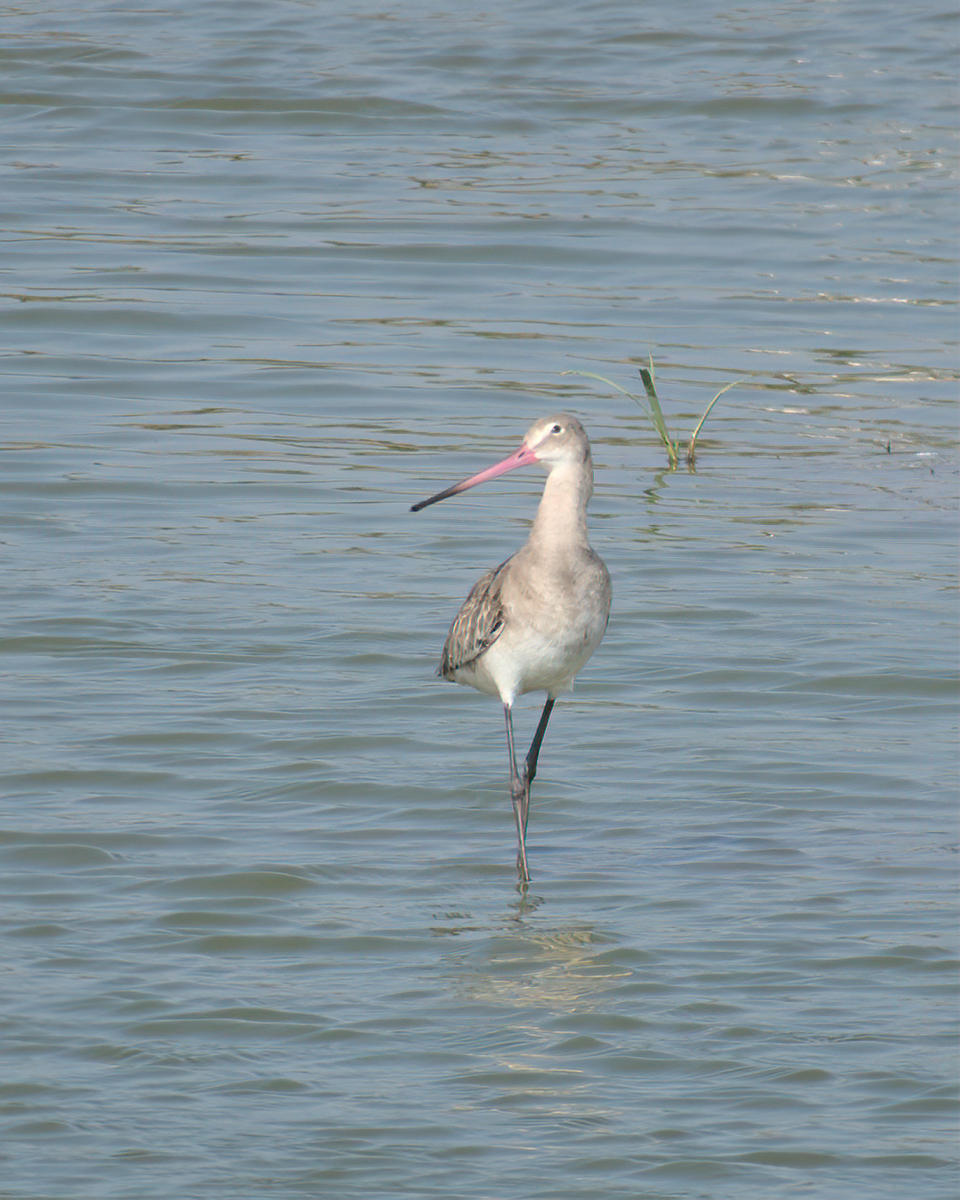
top-left (490, 548), bottom-right (611, 701)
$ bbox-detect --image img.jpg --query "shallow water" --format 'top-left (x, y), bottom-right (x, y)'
top-left (2, 2), bottom-right (957, 1198)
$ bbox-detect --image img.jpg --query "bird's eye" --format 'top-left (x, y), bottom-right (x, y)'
top-left (551, 424), bottom-right (563, 434)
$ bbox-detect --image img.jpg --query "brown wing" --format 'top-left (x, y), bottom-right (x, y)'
top-left (439, 556), bottom-right (513, 679)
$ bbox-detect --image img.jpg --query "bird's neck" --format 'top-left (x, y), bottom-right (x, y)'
top-left (527, 460), bottom-right (594, 557)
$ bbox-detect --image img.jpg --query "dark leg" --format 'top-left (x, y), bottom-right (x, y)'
top-left (503, 703), bottom-right (530, 883)
top-left (524, 697), bottom-right (556, 787)
top-left (518, 697), bottom-right (555, 844)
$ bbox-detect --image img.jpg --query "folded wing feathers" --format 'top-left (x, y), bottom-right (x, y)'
top-left (439, 556), bottom-right (512, 678)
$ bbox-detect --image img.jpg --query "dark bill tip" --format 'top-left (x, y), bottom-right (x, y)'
top-left (410, 481), bottom-right (465, 512)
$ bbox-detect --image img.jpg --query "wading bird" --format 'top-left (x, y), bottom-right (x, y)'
top-left (411, 414), bottom-right (611, 882)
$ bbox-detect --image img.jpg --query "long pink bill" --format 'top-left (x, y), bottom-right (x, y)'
top-left (410, 444), bottom-right (539, 512)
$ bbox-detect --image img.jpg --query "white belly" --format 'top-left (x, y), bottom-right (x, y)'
top-left (450, 576), bottom-right (609, 706)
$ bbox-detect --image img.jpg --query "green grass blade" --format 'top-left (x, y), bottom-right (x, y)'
top-left (562, 364), bottom-right (682, 469)
top-left (686, 379), bottom-right (741, 464)
top-left (561, 369), bottom-right (637, 399)
top-left (636, 362), bottom-right (678, 465)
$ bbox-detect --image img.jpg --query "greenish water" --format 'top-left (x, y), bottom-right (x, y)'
top-left (2, 2), bottom-right (957, 1198)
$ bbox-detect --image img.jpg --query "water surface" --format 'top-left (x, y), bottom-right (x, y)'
top-left (2, 2), bottom-right (957, 1198)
